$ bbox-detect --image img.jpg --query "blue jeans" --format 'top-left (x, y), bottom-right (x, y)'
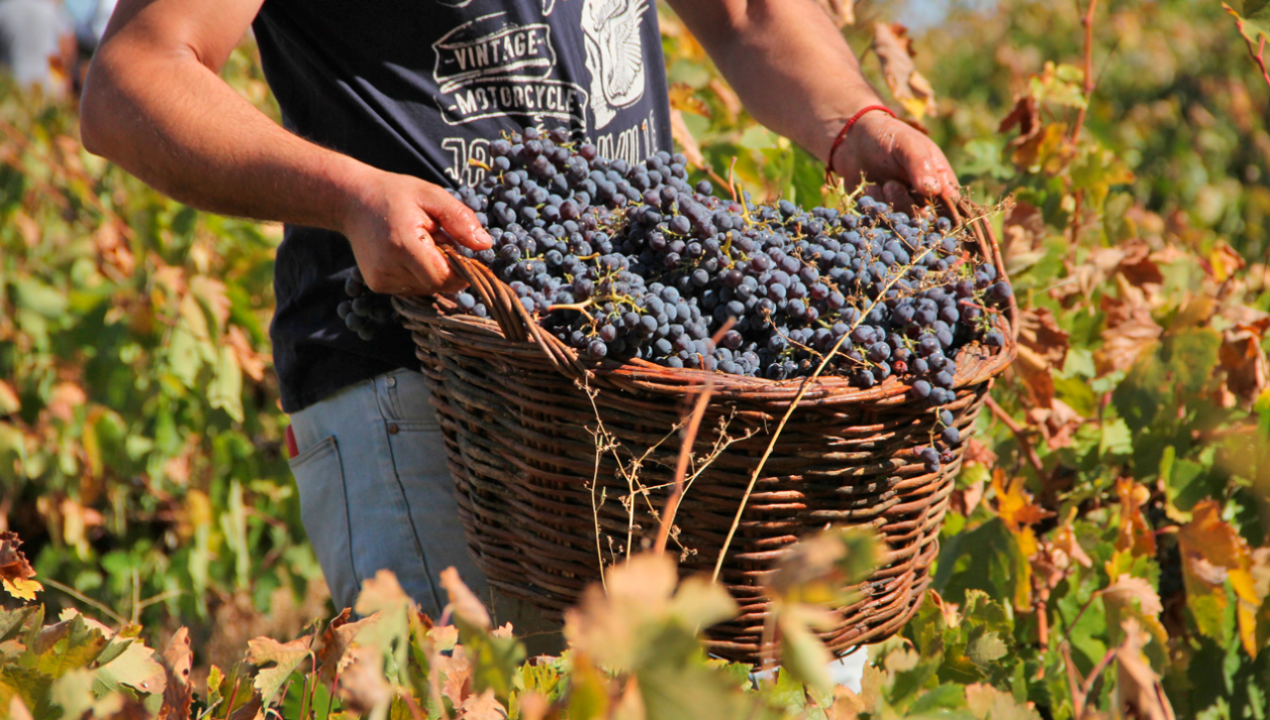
top-left (287, 367), bottom-right (486, 617)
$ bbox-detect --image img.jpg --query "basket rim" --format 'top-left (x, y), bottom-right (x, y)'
top-left (394, 198), bottom-right (1018, 404)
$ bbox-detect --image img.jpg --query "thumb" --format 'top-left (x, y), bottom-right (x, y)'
top-left (420, 184), bottom-right (494, 251)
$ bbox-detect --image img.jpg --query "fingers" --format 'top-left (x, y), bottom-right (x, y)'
top-left (419, 184), bottom-right (493, 251)
top-left (889, 128), bottom-right (944, 200)
top-left (883, 180), bottom-right (917, 214)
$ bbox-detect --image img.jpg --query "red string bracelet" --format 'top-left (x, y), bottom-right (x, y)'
top-left (825, 104), bottom-right (896, 183)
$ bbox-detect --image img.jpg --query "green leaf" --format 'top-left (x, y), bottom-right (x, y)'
top-left (0, 607), bottom-right (38, 645)
top-left (775, 611), bottom-right (833, 698)
top-left (1099, 418), bottom-right (1133, 457)
top-left (966, 631), bottom-right (1007, 668)
top-left (52, 668), bottom-right (124, 720)
top-left (566, 657), bottom-right (610, 720)
top-left (1160, 445), bottom-right (1208, 518)
top-left (32, 614), bottom-right (109, 679)
top-left (935, 520), bottom-right (1027, 610)
top-left (1164, 327), bottom-right (1222, 398)
top-left (461, 625), bottom-right (526, 700)
top-left (1230, 1), bottom-right (1270, 42)
top-left (907, 683), bottom-right (968, 714)
top-left (10, 278), bottom-right (68, 318)
top-left (208, 344), bottom-right (244, 423)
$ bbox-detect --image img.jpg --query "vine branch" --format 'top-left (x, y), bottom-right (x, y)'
top-left (1223, 4), bottom-right (1270, 88)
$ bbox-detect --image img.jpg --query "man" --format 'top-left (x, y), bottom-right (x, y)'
top-left (81, 0), bottom-right (956, 661)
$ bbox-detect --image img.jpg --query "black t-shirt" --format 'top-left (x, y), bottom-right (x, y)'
top-left (252, 0), bottom-right (673, 412)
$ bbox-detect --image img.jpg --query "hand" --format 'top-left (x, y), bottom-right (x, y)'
top-left (340, 169), bottom-right (493, 296)
top-left (831, 111), bottom-right (960, 214)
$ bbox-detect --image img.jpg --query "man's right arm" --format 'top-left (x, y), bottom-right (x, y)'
top-left (80, 0), bottom-right (491, 295)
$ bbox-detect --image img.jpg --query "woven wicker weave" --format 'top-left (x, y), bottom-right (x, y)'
top-left (393, 202), bottom-right (1016, 663)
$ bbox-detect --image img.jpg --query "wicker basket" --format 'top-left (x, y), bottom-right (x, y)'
top-left (393, 202), bottom-right (1017, 663)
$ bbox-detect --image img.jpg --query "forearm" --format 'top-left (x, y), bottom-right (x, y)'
top-left (81, 41), bottom-right (370, 233)
top-left (669, 0), bottom-right (884, 163)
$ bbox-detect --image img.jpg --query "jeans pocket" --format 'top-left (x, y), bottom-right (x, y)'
top-left (384, 370), bottom-right (441, 429)
top-left (288, 435), bottom-right (360, 611)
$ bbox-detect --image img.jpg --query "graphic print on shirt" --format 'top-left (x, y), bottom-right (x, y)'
top-left (432, 12), bottom-right (589, 126)
top-left (581, 0), bottom-right (649, 130)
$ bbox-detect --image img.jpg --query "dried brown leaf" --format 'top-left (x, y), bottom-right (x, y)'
top-left (460, 689), bottom-right (508, 720)
top-left (1219, 322), bottom-right (1269, 407)
top-left (1115, 478), bottom-right (1156, 559)
top-left (1015, 344), bottom-right (1056, 409)
top-left (1118, 239), bottom-right (1165, 289)
top-left (1018, 308), bottom-right (1069, 370)
top-left (1094, 289), bottom-right (1162, 376)
top-left (338, 645), bottom-right (393, 714)
top-left (667, 82), bottom-right (710, 117)
top-left (440, 566), bottom-right (492, 631)
top-left (1103, 575), bottom-right (1163, 617)
top-left (226, 327), bottom-right (267, 383)
top-left (437, 644), bottom-right (474, 706)
top-left (1114, 619), bottom-right (1176, 720)
top-left (964, 438), bottom-right (998, 467)
top-left (158, 628), bottom-right (193, 720)
top-left (871, 23), bottom-right (935, 119)
top-left (998, 95), bottom-right (1040, 142)
top-left (950, 479), bottom-right (985, 517)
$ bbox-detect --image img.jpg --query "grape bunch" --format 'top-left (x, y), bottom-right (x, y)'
top-left (338, 268), bottom-right (396, 341)
top-left (341, 127), bottom-right (1012, 470)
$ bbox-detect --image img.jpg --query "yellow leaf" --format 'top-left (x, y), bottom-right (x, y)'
top-left (992, 471), bottom-right (1055, 537)
top-left (0, 531), bottom-right (41, 601)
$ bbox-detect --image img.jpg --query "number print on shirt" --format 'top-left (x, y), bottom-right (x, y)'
top-left (581, 0), bottom-right (649, 130)
top-left (441, 137), bottom-right (490, 187)
top-left (432, 12), bottom-right (590, 126)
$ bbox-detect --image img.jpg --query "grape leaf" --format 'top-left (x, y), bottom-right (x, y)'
top-left (439, 566), bottom-right (492, 632)
top-left (1177, 500), bottom-right (1261, 653)
top-left (1228, 1), bottom-right (1270, 47)
top-left (872, 23), bottom-right (936, 119)
top-left (158, 627), bottom-right (192, 720)
top-left (775, 608), bottom-right (835, 697)
top-left (246, 635), bottom-right (313, 707)
top-left (0, 533), bottom-right (41, 602)
top-left (95, 639), bottom-right (166, 696)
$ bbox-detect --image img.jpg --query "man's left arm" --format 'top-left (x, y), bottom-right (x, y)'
top-left (665, 0), bottom-right (957, 210)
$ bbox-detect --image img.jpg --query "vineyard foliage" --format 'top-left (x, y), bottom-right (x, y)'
top-left (3, 0), bottom-right (1270, 718)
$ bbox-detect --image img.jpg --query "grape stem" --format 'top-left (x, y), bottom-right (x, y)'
top-left (547, 299), bottom-right (596, 322)
top-left (654, 317), bottom-right (736, 555)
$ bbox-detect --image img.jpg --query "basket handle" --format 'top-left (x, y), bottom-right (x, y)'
top-left (440, 245), bottom-right (593, 382)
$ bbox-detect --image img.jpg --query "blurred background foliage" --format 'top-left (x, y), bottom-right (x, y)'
top-left (3, 0), bottom-right (1270, 716)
